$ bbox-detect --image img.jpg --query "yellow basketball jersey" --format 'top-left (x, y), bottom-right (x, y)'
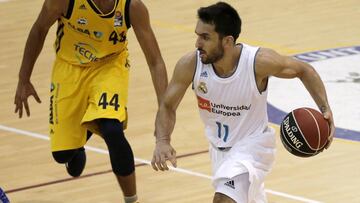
top-left (54, 0), bottom-right (130, 65)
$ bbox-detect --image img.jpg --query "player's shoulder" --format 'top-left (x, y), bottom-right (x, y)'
top-left (172, 51), bottom-right (197, 81)
top-left (42, 0), bottom-right (69, 15)
top-left (129, 0), bottom-right (147, 12)
top-left (177, 51), bottom-right (197, 68)
top-left (130, 0), bottom-right (143, 6)
top-left (256, 47), bottom-right (280, 62)
top-left (255, 47), bottom-right (287, 69)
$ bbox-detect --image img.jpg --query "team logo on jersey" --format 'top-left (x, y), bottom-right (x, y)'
top-left (79, 4), bottom-right (86, 10)
top-left (74, 42), bottom-right (98, 63)
top-left (224, 180), bottom-right (235, 189)
top-left (94, 31), bottom-right (103, 39)
top-left (68, 22), bottom-right (90, 36)
top-left (49, 94), bottom-right (54, 124)
top-left (200, 71), bottom-right (208, 77)
top-left (114, 11), bottom-right (123, 27)
top-left (77, 17), bottom-right (87, 25)
top-left (197, 96), bottom-right (211, 112)
top-left (197, 81), bottom-right (208, 94)
top-left (197, 96), bottom-right (251, 116)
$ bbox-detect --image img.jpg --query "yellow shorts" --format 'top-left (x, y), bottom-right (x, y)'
top-left (49, 52), bottom-right (129, 152)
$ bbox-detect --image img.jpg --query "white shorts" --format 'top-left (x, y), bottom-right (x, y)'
top-left (209, 127), bottom-right (276, 203)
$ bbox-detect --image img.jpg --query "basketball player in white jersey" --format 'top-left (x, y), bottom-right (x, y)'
top-left (151, 2), bottom-right (335, 203)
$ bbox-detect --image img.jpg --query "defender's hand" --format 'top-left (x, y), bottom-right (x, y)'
top-left (151, 141), bottom-right (177, 171)
top-left (14, 81), bottom-right (41, 118)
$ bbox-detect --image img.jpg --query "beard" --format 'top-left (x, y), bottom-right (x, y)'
top-left (199, 43), bottom-right (224, 64)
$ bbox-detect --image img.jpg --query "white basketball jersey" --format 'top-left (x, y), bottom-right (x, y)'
top-left (193, 43), bottom-right (269, 147)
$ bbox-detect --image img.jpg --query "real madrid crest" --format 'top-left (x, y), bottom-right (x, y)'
top-left (197, 82), bottom-right (208, 94)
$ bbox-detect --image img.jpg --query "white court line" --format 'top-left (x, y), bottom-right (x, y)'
top-left (0, 0), bottom-right (9, 2)
top-left (0, 124), bottom-right (322, 203)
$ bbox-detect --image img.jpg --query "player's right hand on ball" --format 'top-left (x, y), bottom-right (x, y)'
top-left (151, 141), bottom-right (177, 171)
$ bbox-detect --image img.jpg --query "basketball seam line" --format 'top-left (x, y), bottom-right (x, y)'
top-left (304, 108), bottom-right (322, 151)
top-left (281, 116), bottom-right (316, 155)
top-left (293, 110), bottom-right (319, 151)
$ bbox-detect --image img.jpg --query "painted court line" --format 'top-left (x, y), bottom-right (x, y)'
top-left (0, 124), bottom-right (322, 203)
top-left (6, 152), bottom-right (211, 194)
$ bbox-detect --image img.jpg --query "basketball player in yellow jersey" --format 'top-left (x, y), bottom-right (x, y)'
top-left (14, 0), bottom-right (168, 202)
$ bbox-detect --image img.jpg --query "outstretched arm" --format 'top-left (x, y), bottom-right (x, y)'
top-left (255, 48), bottom-right (335, 148)
top-left (15, 0), bottom-right (67, 118)
top-left (130, 0), bottom-right (168, 106)
top-left (151, 52), bottom-right (196, 171)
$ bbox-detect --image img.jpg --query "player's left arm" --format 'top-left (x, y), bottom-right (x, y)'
top-left (129, 0), bottom-right (168, 105)
top-left (255, 48), bottom-right (335, 148)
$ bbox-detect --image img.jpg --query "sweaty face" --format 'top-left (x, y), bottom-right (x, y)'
top-left (195, 20), bottom-right (224, 64)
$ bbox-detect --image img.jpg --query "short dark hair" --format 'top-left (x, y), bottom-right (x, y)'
top-left (197, 2), bottom-right (242, 41)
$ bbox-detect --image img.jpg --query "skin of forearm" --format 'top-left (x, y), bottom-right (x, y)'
top-left (299, 67), bottom-right (330, 111)
top-left (155, 104), bottom-right (175, 143)
top-left (149, 62), bottom-right (168, 106)
top-left (19, 24), bottom-right (48, 82)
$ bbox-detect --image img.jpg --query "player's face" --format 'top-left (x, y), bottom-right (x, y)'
top-left (195, 20), bottom-right (224, 64)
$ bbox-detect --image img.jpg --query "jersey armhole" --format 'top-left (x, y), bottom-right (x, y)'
top-left (253, 48), bottom-right (269, 95)
top-left (64, 0), bottom-right (75, 19)
top-left (191, 51), bottom-right (199, 90)
top-left (124, 0), bottom-right (131, 29)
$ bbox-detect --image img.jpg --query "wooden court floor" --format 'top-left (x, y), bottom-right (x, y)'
top-left (1, 0), bottom-right (360, 202)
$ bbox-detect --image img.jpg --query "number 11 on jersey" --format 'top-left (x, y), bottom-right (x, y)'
top-left (216, 121), bottom-right (229, 142)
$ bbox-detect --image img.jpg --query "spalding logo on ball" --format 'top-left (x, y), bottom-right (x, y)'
top-left (280, 107), bottom-right (330, 157)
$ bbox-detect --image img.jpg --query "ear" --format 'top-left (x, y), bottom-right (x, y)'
top-left (222, 36), bottom-right (235, 47)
